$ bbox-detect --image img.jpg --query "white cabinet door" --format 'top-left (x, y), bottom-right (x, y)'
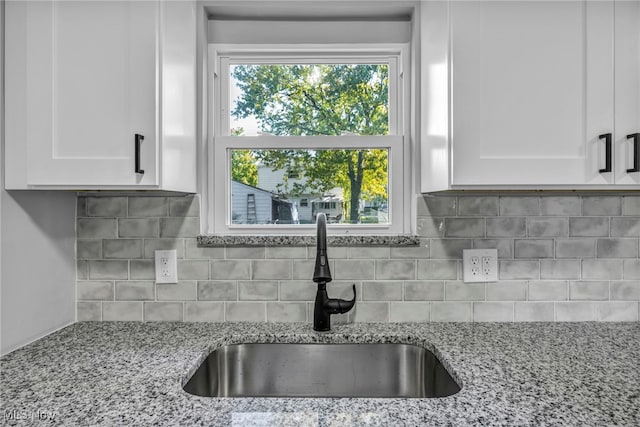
top-left (614, 0), bottom-right (640, 185)
top-left (6, 1), bottom-right (158, 186)
top-left (450, 1), bottom-right (614, 186)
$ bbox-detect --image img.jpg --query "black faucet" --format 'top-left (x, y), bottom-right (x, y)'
top-left (313, 213), bottom-right (356, 331)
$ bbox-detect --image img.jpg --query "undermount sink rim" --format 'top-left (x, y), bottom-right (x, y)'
top-left (180, 335), bottom-right (463, 399)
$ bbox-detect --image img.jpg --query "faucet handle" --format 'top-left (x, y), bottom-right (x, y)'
top-left (324, 284), bottom-right (356, 314)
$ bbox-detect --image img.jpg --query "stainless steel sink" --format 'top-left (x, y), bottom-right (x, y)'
top-left (183, 343), bottom-right (461, 398)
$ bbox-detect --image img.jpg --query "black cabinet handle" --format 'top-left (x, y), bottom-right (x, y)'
top-left (599, 133), bottom-right (612, 173)
top-left (626, 133), bottom-right (640, 173)
top-left (135, 134), bottom-right (145, 175)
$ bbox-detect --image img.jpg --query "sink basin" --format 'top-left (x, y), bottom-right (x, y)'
top-left (183, 343), bottom-right (461, 398)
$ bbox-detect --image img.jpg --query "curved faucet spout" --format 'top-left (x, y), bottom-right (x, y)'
top-left (313, 213), bottom-right (332, 283)
top-left (324, 284), bottom-right (357, 314)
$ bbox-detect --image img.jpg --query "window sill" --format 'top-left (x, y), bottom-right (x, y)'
top-left (197, 234), bottom-right (419, 247)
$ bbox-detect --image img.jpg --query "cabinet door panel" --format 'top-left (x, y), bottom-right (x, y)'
top-left (24, 1), bottom-right (157, 186)
top-left (451, 1), bottom-right (614, 186)
top-left (614, 0), bottom-right (640, 185)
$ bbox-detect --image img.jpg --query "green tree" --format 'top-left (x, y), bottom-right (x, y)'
top-left (231, 64), bottom-right (389, 223)
top-left (231, 150), bottom-right (258, 187)
top-left (229, 127), bottom-right (259, 187)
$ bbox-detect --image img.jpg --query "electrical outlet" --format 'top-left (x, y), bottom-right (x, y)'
top-left (155, 250), bottom-right (178, 283)
top-left (463, 249), bottom-right (498, 283)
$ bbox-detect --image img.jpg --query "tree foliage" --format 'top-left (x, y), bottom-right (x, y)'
top-left (231, 150), bottom-right (258, 187)
top-left (231, 64), bottom-right (389, 223)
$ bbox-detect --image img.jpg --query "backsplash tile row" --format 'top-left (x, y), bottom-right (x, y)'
top-left (76, 194), bottom-right (640, 322)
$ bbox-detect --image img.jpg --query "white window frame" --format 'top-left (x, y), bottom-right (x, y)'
top-left (207, 44), bottom-right (411, 235)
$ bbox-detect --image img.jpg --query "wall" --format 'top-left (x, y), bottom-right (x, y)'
top-left (0, 0), bottom-right (77, 355)
top-left (76, 194), bottom-right (639, 323)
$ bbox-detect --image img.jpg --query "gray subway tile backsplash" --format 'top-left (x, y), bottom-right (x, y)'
top-left (556, 302), bottom-right (596, 321)
top-left (144, 239), bottom-right (185, 259)
top-left (156, 281), bottom-right (197, 301)
top-left (177, 260), bottom-right (210, 280)
top-left (499, 197), bottom-right (540, 216)
top-left (102, 301), bottom-right (142, 321)
top-left (266, 302), bottom-right (307, 322)
top-left (499, 260), bottom-right (540, 280)
top-left (457, 196), bottom-right (498, 216)
top-left (431, 302), bottom-right (472, 322)
top-left (115, 281), bottom-right (154, 301)
top-left (486, 217), bottom-right (526, 237)
top-left (417, 260), bottom-right (458, 280)
top-left (160, 217), bottom-right (200, 238)
top-left (238, 281), bottom-right (279, 301)
top-left (362, 281), bottom-right (403, 301)
top-left (610, 217), bottom-right (640, 237)
top-left (169, 197), bottom-right (200, 217)
top-left (622, 196), bottom-right (640, 216)
top-left (333, 260), bottom-right (375, 280)
top-left (445, 281), bottom-right (485, 301)
top-left (77, 302), bottom-right (102, 321)
top-left (77, 218), bottom-right (118, 239)
top-left (610, 281), bottom-right (640, 300)
top-left (582, 196), bottom-right (621, 216)
top-left (103, 239), bottom-right (143, 259)
top-left (555, 239), bottom-right (596, 258)
top-left (198, 280), bottom-right (238, 301)
top-left (88, 260), bottom-right (128, 280)
top-left (75, 194), bottom-right (639, 323)
top-left (528, 281), bottom-right (568, 301)
top-left (596, 238), bottom-right (637, 258)
top-left (539, 196), bottom-right (581, 216)
top-left (129, 260), bottom-right (155, 280)
top-left (404, 281), bottom-right (445, 301)
top-left (514, 239), bottom-right (554, 259)
top-left (569, 217), bottom-right (610, 237)
top-left (127, 197), bottom-right (168, 217)
top-left (526, 218), bottom-right (569, 237)
top-left (77, 239), bottom-right (102, 259)
top-left (473, 302), bottom-right (514, 322)
top-left (389, 302), bottom-right (430, 322)
top-left (514, 302), bottom-right (555, 322)
top-left (350, 302), bottom-right (389, 322)
top-left (77, 281), bottom-right (114, 301)
top-left (597, 302), bottom-right (638, 322)
top-left (540, 259), bottom-right (581, 280)
top-left (444, 218), bottom-right (485, 237)
top-left (184, 301), bottom-right (224, 322)
top-left (144, 302), bottom-right (183, 321)
top-left (569, 281), bottom-right (609, 301)
top-left (375, 260), bottom-right (416, 280)
top-left (118, 218), bottom-right (159, 238)
top-left (226, 302), bottom-right (266, 322)
top-left (86, 197), bottom-right (127, 217)
top-left (486, 281), bottom-right (527, 301)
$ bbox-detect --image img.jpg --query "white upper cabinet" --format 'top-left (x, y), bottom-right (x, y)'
top-left (4, 0), bottom-right (196, 191)
top-left (421, 0), bottom-right (640, 191)
top-left (614, 0), bottom-right (640, 186)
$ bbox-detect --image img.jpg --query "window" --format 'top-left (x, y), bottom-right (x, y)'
top-left (209, 45), bottom-right (409, 234)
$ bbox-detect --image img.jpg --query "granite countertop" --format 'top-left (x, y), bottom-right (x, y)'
top-left (1, 322), bottom-right (639, 426)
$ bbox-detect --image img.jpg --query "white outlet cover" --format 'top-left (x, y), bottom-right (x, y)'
top-left (463, 249), bottom-right (498, 283)
top-left (155, 250), bottom-right (178, 283)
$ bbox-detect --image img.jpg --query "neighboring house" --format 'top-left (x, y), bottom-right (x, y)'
top-left (257, 164), bottom-right (344, 224)
top-left (231, 180), bottom-right (298, 224)
top-left (310, 195), bottom-right (344, 223)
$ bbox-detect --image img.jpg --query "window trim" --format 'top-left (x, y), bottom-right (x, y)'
top-left (207, 43), bottom-right (411, 235)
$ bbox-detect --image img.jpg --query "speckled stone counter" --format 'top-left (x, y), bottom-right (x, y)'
top-left (197, 235), bottom-right (420, 246)
top-left (1, 322), bottom-right (639, 426)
